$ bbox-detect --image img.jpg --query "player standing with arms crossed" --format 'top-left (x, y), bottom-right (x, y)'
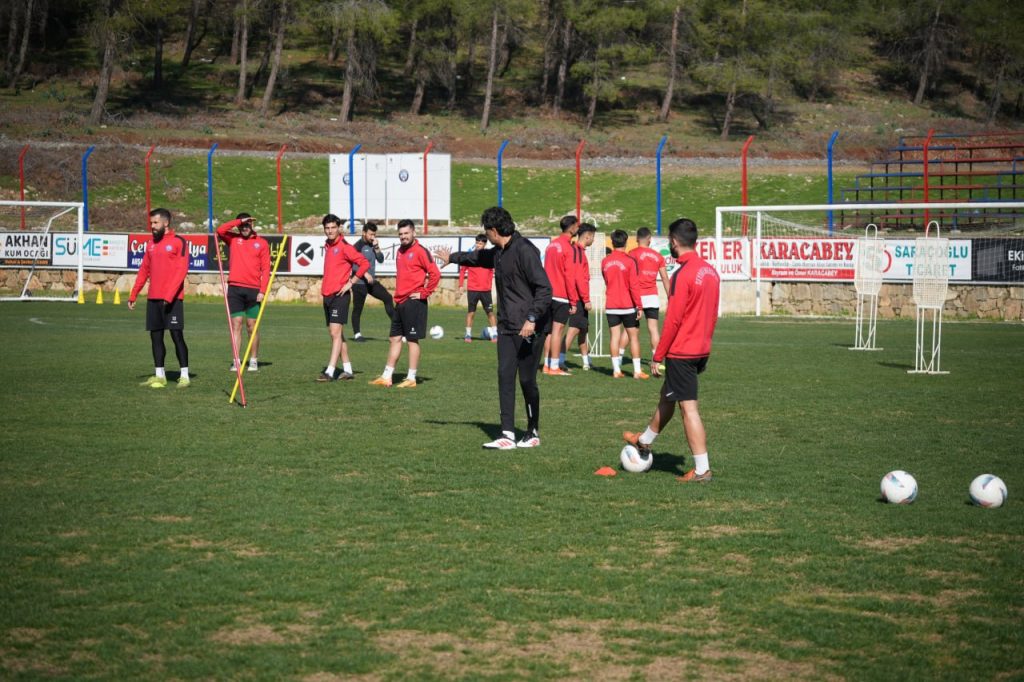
top-left (437, 207), bottom-right (552, 449)
top-left (542, 215), bottom-right (579, 375)
top-left (370, 219), bottom-right (440, 388)
top-left (216, 213), bottom-right (270, 372)
top-left (459, 233), bottom-right (498, 342)
top-left (623, 218), bottom-right (721, 482)
top-left (602, 229), bottom-right (648, 379)
top-left (318, 214), bottom-right (369, 382)
top-left (628, 227), bottom-right (671, 370)
top-left (129, 208), bottom-right (191, 389)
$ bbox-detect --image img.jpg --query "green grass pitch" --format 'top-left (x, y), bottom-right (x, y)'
top-left (1, 300), bottom-right (1022, 679)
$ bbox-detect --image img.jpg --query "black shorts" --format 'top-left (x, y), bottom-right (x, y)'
top-left (146, 299), bottom-right (184, 331)
top-left (643, 307), bottom-right (660, 321)
top-left (391, 298), bottom-right (428, 340)
top-left (660, 356), bottom-right (709, 402)
top-left (228, 285), bottom-right (261, 318)
top-left (606, 311), bottom-right (640, 329)
top-left (323, 292), bottom-right (351, 326)
top-left (467, 290), bottom-right (493, 313)
top-left (551, 300), bottom-right (571, 325)
top-left (569, 306), bottom-right (589, 332)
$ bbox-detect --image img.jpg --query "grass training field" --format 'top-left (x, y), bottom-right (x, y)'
top-left (1, 301), bottom-right (1022, 679)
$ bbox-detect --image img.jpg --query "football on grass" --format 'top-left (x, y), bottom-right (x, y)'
top-left (880, 470), bottom-right (918, 504)
top-left (620, 444), bottom-right (653, 473)
top-left (969, 474), bottom-right (1007, 508)
top-left (429, 325), bottom-right (444, 340)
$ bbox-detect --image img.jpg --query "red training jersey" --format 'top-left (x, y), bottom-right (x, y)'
top-left (322, 238), bottom-right (369, 296)
top-left (601, 250), bottom-right (642, 311)
top-left (544, 233), bottom-right (578, 305)
top-left (459, 253), bottom-right (494, 292)
top-left (129, 230), bottom-right (189, 303)
top-left (629, 245), bottom-right (665, 297)
top-left (573, 242), bottom-right (590, 305)
top-left (393, 239), bottom-right (441, 304)
top-left (217, 220), bottom-right (271, 293)
top-left (653, 251), bottom-right (721, 362)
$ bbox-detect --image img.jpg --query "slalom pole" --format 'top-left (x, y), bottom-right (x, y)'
top-left (215, 222), bottom-right (248, 407)
top-left (230, 236), bottom-right (287, 405)
top-left (497, 139), bottom-right (510, 207)
top-left (575, 140), bottom-right (586, 220)
top-left (656, 135), bottom-right (668, 235)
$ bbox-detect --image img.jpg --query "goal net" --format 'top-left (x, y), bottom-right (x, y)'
top-left (0, 200), bottom-right (84, 302)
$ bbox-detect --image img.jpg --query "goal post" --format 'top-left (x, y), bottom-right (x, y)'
top-left (0, 200), bottom-right (85, 302)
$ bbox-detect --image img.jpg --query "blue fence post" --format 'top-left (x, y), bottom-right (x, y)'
top-left (656, 135), bottom-right (668, 235)
top-left (497, 139), bottom-right (510, 207)
top-left (207, 143), bottom-right (218, 233)
top-left (827, 130), bottom-right (839, 235)
top-left (348, 144), bottom-right (362, 234)
top-left (81, 146), bottom-right (95, 232)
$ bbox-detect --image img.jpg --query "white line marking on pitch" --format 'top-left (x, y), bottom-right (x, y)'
top-left (29, 318), bottom-right (48, 325)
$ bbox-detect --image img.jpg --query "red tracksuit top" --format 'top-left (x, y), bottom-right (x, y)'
top-left (602, 249), bottom-right (642, 311)
top-left (393, 240), bottom-right (441, 304)
top-left (321, 238), bottom-right (369, 296)
top-left (653, 251), bottom-right (721, 362)
top-left (629, 245), bottom-right (664, 296)
top-left (544, 233), bottom-right (578, 305)
top-left (129, 230), bottom-right (189, 303)
top-left (459, 256), bottom-right (494, 292)
top-left (573, 242), bottom-right (591, 305)
top-left (216, 220), bottom-right (271, 293)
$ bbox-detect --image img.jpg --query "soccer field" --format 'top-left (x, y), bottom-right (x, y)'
top-left (1, 301), bottom-right (1022, 679)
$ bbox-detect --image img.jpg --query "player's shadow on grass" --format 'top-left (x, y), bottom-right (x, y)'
top-left (879, 361), bottom-right (915, 371)
top-left (650, 452), bottom-right (688, 476)
top-left (425, 419), bottom-right (504, 439)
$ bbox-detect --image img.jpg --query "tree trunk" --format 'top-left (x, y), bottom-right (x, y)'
top-left (181, 0), bottom-right (201, 68)
top-left (585, 55), bottom-right (598, 131)
top-left (10, 0), bottom-right (35, 87)
top-left (720, 80), bottom-right (737, 140)
top-left (540, 0), bottom-right (556, 102)
top-left (153, 19), bottom-right (164, 88)
top-left (410, 76), bottom-right (425, 114)
top-left (986, 57), bottom-right (1006, 125)
top-left (89, 24), bottom-right (116, 124)
top-left (259, 0), bottom-right (286, 117)
top-left (328, 22), bottom-right (340, 62)
top-left (658, 4), bottom-right (681, 122)
top-left (230, 4), bottom-right (241, 65)
top-left (480, 5), bottom-right (500, 131)
top-left (4, 1), bottom-right (21, 79)
top-left (403, 19), bottom-right (417, 77)
top-left (913, 0), bottom-right (942, 105)
top-left (235, 0), bottom-right (248, 105)
top-left (553, 18), bottom-right (572, 116)
top-left (36, 0), bottom-right (49, 51)
top-left (339, 25), bottom-right (356, 121)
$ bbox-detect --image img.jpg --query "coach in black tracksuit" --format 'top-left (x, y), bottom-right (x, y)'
top-left (439, 207), bottom-right (552, 450)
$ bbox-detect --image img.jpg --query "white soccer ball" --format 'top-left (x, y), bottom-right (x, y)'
top-left (880, 470), bottom-right (918, 504)
top-left (620, 444), bottom-right (653, 473)
top-left (429, 325), bottom-right (444, 340)
top-left (969, 474), bottom-right (1007, 508)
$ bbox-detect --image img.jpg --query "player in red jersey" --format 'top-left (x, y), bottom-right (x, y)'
top-left (542, 215), bottom-right (579, 375)
top-left (129, 208), bottom-right (191, 389)
top-left (627, 227), bottom-right (670, 370)
top-left (623, 218), bottom-right (721, 483)
top-left (564, 223), bottom-right (595, 370)
top-left (317, 214), bottom-right (370, 382)
top-left (370, 219), bottom-right (441, 388)
top-left (459, 234), bottom-right (498, 342)
top-left (216, 213), bottom-right (271, 372)
top-left (601, 229), bottom-right (648, 379)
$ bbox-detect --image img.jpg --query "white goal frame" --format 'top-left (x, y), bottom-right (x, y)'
top-left (0, 200), bottom-right (85, 302)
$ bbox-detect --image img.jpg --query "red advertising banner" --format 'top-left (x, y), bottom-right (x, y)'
top-left (754, 238), bottom-right (856, 281)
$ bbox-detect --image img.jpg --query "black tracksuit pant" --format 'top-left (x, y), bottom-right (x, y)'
top-left (496, 331), bottom-right (547, 435)
top-left (351, 280), bottom-right (395, 335)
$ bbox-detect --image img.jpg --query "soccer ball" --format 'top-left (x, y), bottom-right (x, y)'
top-left (481, 328), bottom-right (492, 340)
top-left (620, 444), bottom-right (653, 473)
top-left (429, 325), bottom-right (444, 340)
top-left (969, 474), bottom-right (1007, 508)
top-left (880, 470), bottom-right (918, 504)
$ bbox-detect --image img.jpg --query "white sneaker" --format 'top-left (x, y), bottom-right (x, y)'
top-left (516, 433), bottom-right (540, 448)
top-left (248, 363), bottom-right (259, 372)
top-left (483, 436), bottom-right (517, 450)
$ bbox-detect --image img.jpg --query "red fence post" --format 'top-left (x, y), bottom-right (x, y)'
top-left (741, 135), bottom-right (755, 236)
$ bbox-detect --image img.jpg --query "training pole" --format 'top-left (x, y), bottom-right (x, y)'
top-left (230, 236), bottom-right (288, 405)
top-left (206, 143), bottom-right (218, 233)
top-left (81, 146), bottom-right (95, 232)
top-left (422, 141), bottom-right (434, 233)
top-left (656, 135), bottom-right (668, 235)
top-left (826, 130), bottom-right (839, 234)
top-left (18, 144), bottom-right (28, 230)
top-left (348, 144), bottom-right (361, 234)
top-left (214, 222), bottom-right (248, 407)
top-left (497, 139), bottom-right (510, 207)
top-left (575, 140), bottom-right (586, 220)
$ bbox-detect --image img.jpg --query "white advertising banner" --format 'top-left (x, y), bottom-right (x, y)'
top-left (52, 233), bottom-right (128, 268)
top-left (880, 239), bottom-right (972, 281)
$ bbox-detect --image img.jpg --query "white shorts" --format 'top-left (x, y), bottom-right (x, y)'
top-left (641, 294), bottom-right (660, 310)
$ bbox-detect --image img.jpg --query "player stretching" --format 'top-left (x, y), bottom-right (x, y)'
top-left (459, 233), bottom-right (498, 342)
top-left (628, 227), bottom-right (670, 370)
top-left (624, 218), bottom-right (721, 482)
top-left (216, 213), bottom-right (270, 372)
top-left (129, 208), bottom-right (191, 389)
top-left (601, 229), bottom-right (648, 379)
top-left (542, 215), bottom-right (579, 375)
top-left (564, 223), bottom-right (595, 370)
top-left (370, 219), bottom-right (440, 388)
top-left (318, 214), bottom-right (369, 382)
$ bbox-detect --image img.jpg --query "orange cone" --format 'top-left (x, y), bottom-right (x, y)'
top-left (594, 466), bottom-right (617, 477)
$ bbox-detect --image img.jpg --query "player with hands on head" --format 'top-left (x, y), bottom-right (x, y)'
top-left (318, 214), bottom-right (369, 382)
top-left (216, 212), bottom-right (270, 372)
